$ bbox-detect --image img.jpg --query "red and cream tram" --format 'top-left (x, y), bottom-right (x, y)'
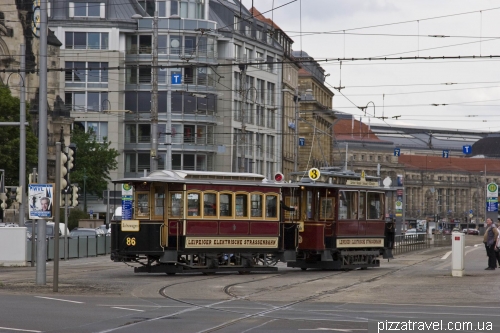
top-left (110, 169), bottom-right (394, 274)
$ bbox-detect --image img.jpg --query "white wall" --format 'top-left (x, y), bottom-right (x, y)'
top-left (0, 228), bottom-right (27, 266)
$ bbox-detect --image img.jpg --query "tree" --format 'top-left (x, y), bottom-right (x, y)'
top-left (69, 127), bottom-right (119, 199)
top-left (0, 85), bottom-right (38, 186)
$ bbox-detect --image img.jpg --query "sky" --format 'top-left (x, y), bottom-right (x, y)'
top-left (241, 0), bottom-right (500, 133)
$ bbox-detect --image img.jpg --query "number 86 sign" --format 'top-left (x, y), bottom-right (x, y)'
top-left (308, 168), bottom-right (321, 181)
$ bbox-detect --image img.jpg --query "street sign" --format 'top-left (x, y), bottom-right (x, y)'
top-left (308, 168), bottom-right (321, 181)
top-left (89, 209), bottom-right (93, 215)
top-left (469, 209), bottom-right (473, 214)
top-left (442, 150), bottom-right (449, 158)
top-left (171, 73), bottom-right (182, 84)
top-left (394, 148), bottom-right (400, 157)
top-left (463, 145), bottom-right (472, 154)
top-left (298, 137), bottom-right (305, 146)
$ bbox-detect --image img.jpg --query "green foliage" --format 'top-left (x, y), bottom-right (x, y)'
top-left (0, 85), bottom-right (38, 185)
top-left (69, 127), bottom-right (119, 198)
top-left (63, 208), bottom-right (89, 230)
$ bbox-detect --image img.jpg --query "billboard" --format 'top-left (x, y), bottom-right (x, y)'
top-left (28, 184), bottom-right (54, 219)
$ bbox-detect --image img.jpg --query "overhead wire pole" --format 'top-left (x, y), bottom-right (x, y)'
top-left (239, 65), bottom-right (247, 173)
top-left (150, 10), bottom-right (159, 172)
top-left (294, 88), bottom-right (299, 173)
top-left (36, 0), bottom-right (48, 285)
top-left (19, 44), bottom-right (26, 227)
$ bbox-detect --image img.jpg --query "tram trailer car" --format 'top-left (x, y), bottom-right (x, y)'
top-left (283, 168), bottom-right (394, 270)
top-left (110, 171), bottom-right (299, 275)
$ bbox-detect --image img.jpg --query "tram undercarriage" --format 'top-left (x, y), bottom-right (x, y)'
top-left (115, 251), bottom-right (288, 275)
top-left (287, 248), bottom-right (382, 270)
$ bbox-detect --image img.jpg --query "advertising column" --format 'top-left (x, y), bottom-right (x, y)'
top-left (486, 183), bottom-right (498, 223)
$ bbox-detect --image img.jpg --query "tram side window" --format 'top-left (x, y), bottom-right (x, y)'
top-left (136, 192), bottom-right (149, 217)
top-left (306, 191), bottom-right (313, 219)
top-left (251, 194), bottom-right (263, 217)
top-left (220, 193), bottom-right (233, 217)
top-left (203, 193), bottom-right (217, 217)
top-left (187, 192), bottom-right (200, 216)
top-left (154, 186), bottom-right (165, 217)
top-left (320, 197), bottom-right (334, 220)
top-left (169, 192), bottom-right (183, 217)
top-left (338, 191), bottom-right (357, 220)
top-left (235, 194), bottom-right (248, 217)
top-left (367, 192), bottom-right (384, 220)
top-left (266, 195), bottom-right (278, 218)
top-left (358, 192), bottom-right (366, 220)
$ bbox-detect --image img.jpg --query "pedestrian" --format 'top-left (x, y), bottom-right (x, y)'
top-left (496, 220), bottom-right (500, 268)
top-left (483, 218), bottom-right (498, 270)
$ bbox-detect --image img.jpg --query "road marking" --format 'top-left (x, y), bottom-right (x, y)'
top-left (298, 329), bottom-right (365, 332)
top-left (475, 244), bottom-right (480, 247)
top-left (314, 309), bottom-right (500, 317)
top-left (35, 296), bottom-right (83, 304)
top-left (0, 327), bottom-right (42, 333)
top-left (441, 251), bottom-right (452, 260)
top-left (111, 307), bottom-right (145, 312)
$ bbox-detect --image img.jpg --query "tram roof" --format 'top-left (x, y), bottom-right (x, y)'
top-left (113, 170), bottom-right (298, 187)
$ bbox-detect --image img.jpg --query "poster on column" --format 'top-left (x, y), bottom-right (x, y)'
top-left (28, 184), bottom-right (54, 219)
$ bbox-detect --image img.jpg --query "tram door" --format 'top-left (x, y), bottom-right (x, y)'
top-left (152, 185), bottom-right (168, 248)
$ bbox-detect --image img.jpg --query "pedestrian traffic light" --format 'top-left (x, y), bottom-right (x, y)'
top-left (15, 186), bottom-right (22, 203)
top-left (71, 185), bottom-right (79, 207)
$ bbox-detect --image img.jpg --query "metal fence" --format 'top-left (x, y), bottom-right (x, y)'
top-left (26, 236), bottom-right (111, 261)
top-left (393, 234), bottom-right (452, 255)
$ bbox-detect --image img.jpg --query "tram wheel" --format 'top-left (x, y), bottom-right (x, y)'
top-left (301, 268), bottom-right (307, 271)
top-left (360, 267), bottom-right (368, 270)
top-left (166, 272), bottom-right (176, 276)
top-left (238, 270), bottom-right (250, 275)
top-left (203, 272), bottom-right (216, 275)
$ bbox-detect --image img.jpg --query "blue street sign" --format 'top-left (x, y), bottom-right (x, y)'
top-left (89, 209), bottom-right (93, 214)
top-left (469, 209), bottom-right (473, 214)
top-left (171, 74), bottom-right (182, 84)
top-left (298, 137), bottom-right (305, 146)
top-left (394, 148), bottom-right (400, 157)
top-left (463, 145), bottom-right (472, 154)
top-left (442, 150), bottom-right (449, 158)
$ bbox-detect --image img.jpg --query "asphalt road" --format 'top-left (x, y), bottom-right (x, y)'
top-left (0, 235), bottom-right (499, 333)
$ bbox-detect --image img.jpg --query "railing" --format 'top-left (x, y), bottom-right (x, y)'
top-left (26, 236), bottom-right (111, 261)
top-left (393, 234), bottom-right (429, 255)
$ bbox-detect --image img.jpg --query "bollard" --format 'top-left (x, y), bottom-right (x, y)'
top-left (451, 232), bottom-right (465, 277)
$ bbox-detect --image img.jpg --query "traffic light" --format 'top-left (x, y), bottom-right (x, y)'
top-left (71, 185), bottom-right (79, 207)
top-left (60, 150), bottom-right (68, 194)
top-left (16, 186), bottom-right (22, 203)
top-left (68, 143), bottom-right (76, 172)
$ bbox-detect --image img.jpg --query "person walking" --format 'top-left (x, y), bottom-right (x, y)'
top-left (496, 220), bottom-right (500, 268)
top-left (483, 218), bottom-right (498, 270)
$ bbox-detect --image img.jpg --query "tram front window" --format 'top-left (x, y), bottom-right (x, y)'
top-left (220, 193), bottom-right (233, 217)
top-left (204, 193), bottom-right (217, 216)
top-left (338, 191), bottom-right (357, 220)
top-left (187, 193), bottom-right (200, 216)
top-left (367, 192), bottom-right (384, 220)
top-left (266, 195), bottom-right (278, 218)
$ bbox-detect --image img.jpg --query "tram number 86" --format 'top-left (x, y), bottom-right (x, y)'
top-left (126, 237), bottom-right (136, 246)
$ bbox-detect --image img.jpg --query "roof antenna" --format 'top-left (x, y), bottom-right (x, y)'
top-left (334, 61), bottom-right (345, 92)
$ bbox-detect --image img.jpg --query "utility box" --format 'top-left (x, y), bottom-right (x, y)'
top-left (451, 232), bottom-right (465, 277)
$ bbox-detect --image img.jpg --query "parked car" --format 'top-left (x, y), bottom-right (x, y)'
top-left (462, 228), bottom-right (479, 235)
top-left (404, 228), bottom-right (426, 239)
top-left (69, 228), bottom-right (102, 238)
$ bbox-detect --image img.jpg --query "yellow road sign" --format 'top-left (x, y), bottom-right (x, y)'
top-left (308, 168), bottom-right (321, 181)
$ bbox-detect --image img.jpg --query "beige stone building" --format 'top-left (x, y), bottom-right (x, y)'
top-left (292, 51), bottom-right (335, 173)
top-left (0, 1), bottom-right (71, 185)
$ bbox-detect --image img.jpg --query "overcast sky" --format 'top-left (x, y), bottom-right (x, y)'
top-left (241, 0), bottom-right (500, 133)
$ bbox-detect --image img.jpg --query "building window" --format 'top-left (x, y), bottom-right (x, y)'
top-left (352, 155), bottom-right (356, 160)
top-left (65, 32), bottom-right (109, 50)
top-left (74, 121), bottom-right (108, 141)
top-left (73, 2), bottom-right (101, 17)
top-left (234, 15), bottom-right (240, 32)
top-left (267, 108), bottom-right (275, 129)
top-left (65, 61), bottom-right (108, 83)
top-left (266, 82), bottom-right (275, 105)
top-left (65, 91), bottom-right (108, 112)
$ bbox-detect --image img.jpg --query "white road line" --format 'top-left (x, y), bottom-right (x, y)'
top-left (313, 309), bottom-right (500, 317)
top-left (441, 251), bottom-right (452, 260)
top-left (34, 296), bottom-right (83, 304)
top-left (0, 327), bottom-right (42, 333)
top-left (111, 307), bottom-right (145, 312)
